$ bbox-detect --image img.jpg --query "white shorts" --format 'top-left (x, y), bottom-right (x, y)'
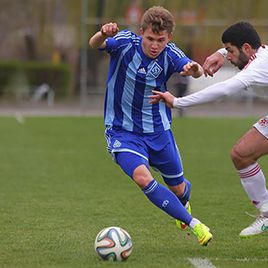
top-left (253, 116), bottom-right (268, 139)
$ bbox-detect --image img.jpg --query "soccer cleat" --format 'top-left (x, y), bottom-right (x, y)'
top-left (239, 215), bottom-right (268, 238)
top-left (192, 223), bottom-right (213, 246)
top-left (176, 201), bottom-right (191, 230)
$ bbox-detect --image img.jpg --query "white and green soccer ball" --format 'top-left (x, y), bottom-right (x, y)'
top-left (94, 226), bottom-right (133, 261)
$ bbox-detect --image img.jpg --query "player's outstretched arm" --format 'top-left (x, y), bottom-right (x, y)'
top-left (89, 22), bottom-right (119, 49)
top-left (202, 49), bottom-right (226, 77)
top-left (150, 78), bottom-right (245, 108)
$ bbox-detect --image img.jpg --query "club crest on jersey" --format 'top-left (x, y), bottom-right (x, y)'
top-left (148, 62), bottom-right (163, 78)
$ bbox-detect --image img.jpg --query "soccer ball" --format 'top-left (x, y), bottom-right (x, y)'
top-left (94, 226), bottom-right (133, 261)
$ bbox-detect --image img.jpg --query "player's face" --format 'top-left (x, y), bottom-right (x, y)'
top-left (140, 26), bottom-right (172, 59)
top-left (224, 43), bottom-right (249, 70)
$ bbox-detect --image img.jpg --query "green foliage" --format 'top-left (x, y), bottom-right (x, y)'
top-left (0, 61), bottom-right (72, 99)
top-left (0, 117), bottom-right (268, 267)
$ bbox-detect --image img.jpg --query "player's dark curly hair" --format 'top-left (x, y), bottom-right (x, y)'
top-left (221, 21), bottom-right (261, 49)
top-left (140, 6), bottom-right (175, 34)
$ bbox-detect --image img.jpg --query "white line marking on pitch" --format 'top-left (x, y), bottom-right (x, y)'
top-left (14, 113), bottom-right (25, 124)
top-left (188, 258), bottom-right (217, 268)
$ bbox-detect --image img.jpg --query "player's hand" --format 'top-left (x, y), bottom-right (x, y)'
top-left (202, 51), bottom-right (225, 77)
top-left (180, 62), bottom-right (203, 78)
top-left (101, 23), bottom-right (119, 37)
top-left (149, 90), bottom-right (175, 108)
top-left (180, 62), bottom-right (199, 76)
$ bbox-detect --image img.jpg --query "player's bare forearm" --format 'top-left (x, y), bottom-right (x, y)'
top-left (89, 22), bottom-right (119, 49)
top-left (89, 31), bottom-right (107, 49)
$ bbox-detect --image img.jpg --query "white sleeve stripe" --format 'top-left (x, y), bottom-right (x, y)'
top-left (167, 43), bottom-right (186, 58)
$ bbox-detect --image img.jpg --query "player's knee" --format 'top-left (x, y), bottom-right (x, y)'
top-left (231, 146), bottom-right (239, 162)
top-left (132, 166), bottom-right (152, 189)
top-left (169, 179), bottom-right (189, 195)
top-left (230, 146), bottom-right (244, 168)
top-left (170, 183), bottom-right (185, 196)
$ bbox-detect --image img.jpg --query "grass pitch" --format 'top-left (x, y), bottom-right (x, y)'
top-left (0, 116), bottom-right (268, 268)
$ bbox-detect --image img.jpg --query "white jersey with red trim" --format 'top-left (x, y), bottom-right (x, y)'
top-left (234, 45), bottom-right (268, 89)
top-left (173, 45), bottom-right (268, 108)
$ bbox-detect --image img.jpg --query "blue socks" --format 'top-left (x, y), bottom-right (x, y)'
top-left (142, 179), bottom-right (192, 225)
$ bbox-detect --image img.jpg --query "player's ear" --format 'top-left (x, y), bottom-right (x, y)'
top-left (242, 43), bottom-right (252, 54)
top-left (140, 28), bottom-right (144, 35)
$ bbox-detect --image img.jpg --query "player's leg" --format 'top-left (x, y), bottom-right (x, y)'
top-left (106, 129), bottom-right (212, 245)
top-left (149, 129), bottom-right (191, 205)
top-left (148, 130), bottom-right (212, 245)
top-left (117, 152), bottom-right (212, 246)
top-left (115, 152), bottom-right (194, 226)
top-left (149, 129), bottom-right (192, 224)
top-left (167, 177), bottom-right (192, 230)
top-left (230, 118), bottom-right (268, 237)
top-left (168, 180), bottom-right (191, 206)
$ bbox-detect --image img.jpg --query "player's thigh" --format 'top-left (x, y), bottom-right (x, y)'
top-left (115, 152), bottom-right (149, 178)
top-left (105, 127), bottom-right (148, 160)
top-left (116, 152), bottom-right (153, 188)
top-left (233, 127), bottom-right (268, 159)
top-left (150, 132), bottom-right (184, 185)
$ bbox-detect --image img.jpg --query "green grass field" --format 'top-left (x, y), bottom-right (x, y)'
top-left (0, 116), bottom-right (268, 268)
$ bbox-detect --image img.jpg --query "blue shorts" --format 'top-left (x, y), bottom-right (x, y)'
top-left (105, 127), bottom-right (185, 186)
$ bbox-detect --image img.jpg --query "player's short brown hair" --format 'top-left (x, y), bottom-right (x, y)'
top-left (140, 6), bottom-right (175, 34)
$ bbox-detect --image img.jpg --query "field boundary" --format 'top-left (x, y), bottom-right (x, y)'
top-left (0, 99), bottom-right (267, 117)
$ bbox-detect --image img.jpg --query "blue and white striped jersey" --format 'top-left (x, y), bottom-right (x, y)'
top-left (102, 30), bottom-right (191, 133)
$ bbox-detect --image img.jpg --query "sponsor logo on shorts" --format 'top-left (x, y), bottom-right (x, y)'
top-left (258, 117), bottom-right (268, 127)
top-left (113, 140), bottom-right (121, 148)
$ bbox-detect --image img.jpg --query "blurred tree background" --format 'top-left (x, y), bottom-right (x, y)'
top-left (0, 0), bottom-right (268, 98)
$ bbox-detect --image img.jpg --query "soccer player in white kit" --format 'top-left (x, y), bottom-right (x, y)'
top-left (150, 21), bottom-right (268, 238)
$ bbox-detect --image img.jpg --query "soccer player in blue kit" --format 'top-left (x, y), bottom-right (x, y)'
top-left (89, 6), bottom-right (212, 246)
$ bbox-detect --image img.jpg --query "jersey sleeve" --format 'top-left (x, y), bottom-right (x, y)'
top-left (167, 43), bottom-right (192, 73)
top-left (104, 30), bottom-right (137, 55)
